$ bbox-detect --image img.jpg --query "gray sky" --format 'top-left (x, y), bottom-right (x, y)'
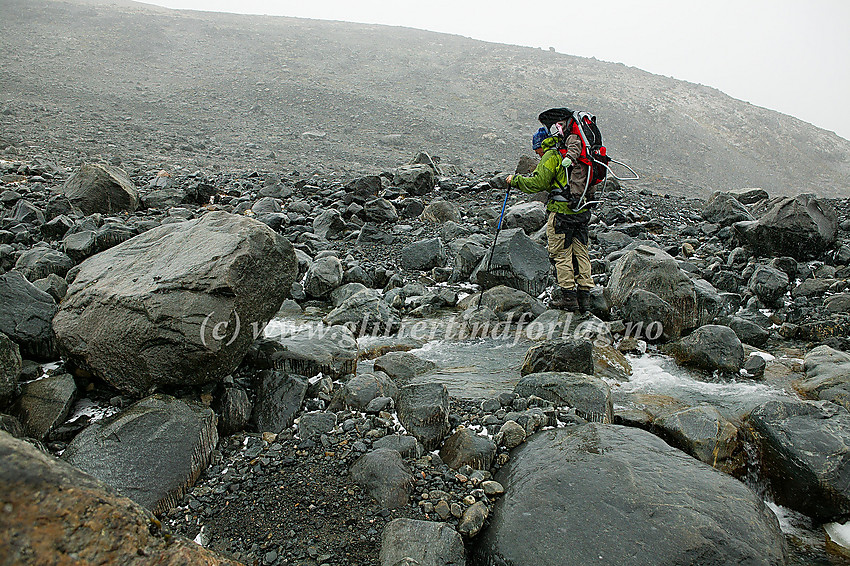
top-left (147, 0), bottom-right (850, 141)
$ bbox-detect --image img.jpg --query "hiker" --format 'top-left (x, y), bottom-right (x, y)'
top-left (505, 126), bottom-right (593, 313)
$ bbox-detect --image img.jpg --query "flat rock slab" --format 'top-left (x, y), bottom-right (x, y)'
top-left (63, 394), bottom-right (218, 515)
top-left (0, 431), bottom-right (237, 566)
top-left (473, 424), bottom-right (787, 566)
top-left (273, 325), bottom-right (358, 379)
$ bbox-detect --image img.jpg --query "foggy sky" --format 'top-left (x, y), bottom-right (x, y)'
top-left (147, 0), bottom-right (850, 141)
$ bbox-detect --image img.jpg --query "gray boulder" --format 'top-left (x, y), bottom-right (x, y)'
top-left (33, 273), bottom-right (69, 303)
top-left (0, 332), bottom-right (21, 406)
top-left (304, 255), bottom-right (343, 298)
top-left (62, 163), bottom-right (139, 215)
top-left (607, 246), bottom-right (699, 335)
top-left (514, 372), bottom-right (613, 423)
top-left (702, 191), bottom-right (754, 226)
top-left (448, 238), bottom-right (486, 284)
top-left (298, 411), bottom-right (337, 440)
top-left (13, 245), bottom-right (74, 282)
top-left (727, 315), bottom-right (770, 347)
top-left (63, 394), bottom-right (218, 515)
top-left (747, 399), bottom-right (850, 522)
top-left (655, 404), bottom-right (742, 474)
top-left (728, 187), bottom-right (769, 205)
top-left (797, 345), bottom-right (850, 410)
top-left (343, 372), bottom-right (399, 410)
top-left (380, 519), bottom-right (465, 566)
top-left (397, 383), bottom-right (450, 451)
top-left (472, 228), bottom-right (550, 296)
top-left (667, 324), bottom-right (744, 373)
top-left (421, 200), bottom-right (460, 224)
top-left (346, 175), bottom-right (382, 201)
top-left (53, 212), bottom-right (296, 396)
top-left (10, 373), bottom-right (76, 440)
top-left (362, 198), bottom-right (399, 223)
top-left (622, 288), bottom-right (682, 341)
top-left (473, 424), bottom-right (787, 566)
top-left (394, 165), bottom-right (435, 196)
top-left (373, 351), bottom-right (436, 385)
top-left (62, 229), bottom-right (97, 262)
top-left (439, 427), bottom-right (496, 471)
top-left (312, 209), bottom-right (347, 240)
top-left (693, 278), bottom-right (723, 327)
top-left (504, 201), bottom-right (547, 234)
top-left (748, 265), bottom-right (789, 306)
top-left (520, 338), bottom-right (594, 376)
top-left (215, 386), bottom-right (252, 436)
top-left (734, 194), bottom-right (838, 260)
top-left (273, 325), bottom-right (358, 379)
top-left (400, 238), bottom-right (446, 272)
top-left (323, 290), bottom-right (400, 336)
top-left (251, 371), bottom-right (307, 434)
top-left (466, 285), bottom-right (546, 321)
top-left (351, 448), bottom-right (414, 508)
top-left (0, 270), bottom-right (57, 360)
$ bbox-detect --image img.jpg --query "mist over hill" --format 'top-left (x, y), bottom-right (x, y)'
top-left (1, 0), bottom-right (849, 197)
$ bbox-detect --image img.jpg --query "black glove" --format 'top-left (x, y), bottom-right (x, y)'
top-left (489, 173), bottom-right (509, 190)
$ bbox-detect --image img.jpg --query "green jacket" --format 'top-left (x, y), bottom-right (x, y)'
top-left (509, 135), bottom-right (585, 214)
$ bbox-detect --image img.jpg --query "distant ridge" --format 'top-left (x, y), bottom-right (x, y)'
top-left (1, 0), bottom-right (848, 197)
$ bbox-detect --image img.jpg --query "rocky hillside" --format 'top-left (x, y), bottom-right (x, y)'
top-left (1, 0), bottom-right (849, 198)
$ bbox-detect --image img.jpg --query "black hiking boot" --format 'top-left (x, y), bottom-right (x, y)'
top-left (576, 288), bottom-right (591, 314)
top-left (549, 288), bottom-right (579, 311)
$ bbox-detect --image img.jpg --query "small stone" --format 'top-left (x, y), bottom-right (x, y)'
top-left (458, 501), bottom-right (489, 537)
top-left (451, 502), bottom-right (463, 518)
top-left (463, 495), bottom-right (476, 506)
top-left (434, 499), bottom-right (451, 519)
top-left (482, 480), bottom-right (505, 497)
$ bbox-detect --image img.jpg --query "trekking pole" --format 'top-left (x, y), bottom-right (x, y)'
top-left (476, 184), bottom-right (511, 309)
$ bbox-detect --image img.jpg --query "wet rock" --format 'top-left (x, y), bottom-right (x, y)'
top-left (727, 316), bottom-right (770, 348)
top-left (215, 385), bottom-right (252, 436)
top-left (825, 294), bottom-right (850, 314)
top-left (473, 424), bottom-right (787, 566)
top-left (667, 324), bottom-right (744, 373)
top-left (701, 191), bottom-right (754, 226)
top-left (458, 501), bottom-right (489, 538)
top-left (324, 289), bottom-right (400, 336)
top-left (379, 518), bottom-right (465, 566)
top-left (693, 278), bottom-right (722, 327)
top-left (464, 284), bottom-right (546, 321)
top-left (607, 245), bottom-right (699, 335)
top-left (373, 351), bottom-right (436, 385)
top-left (0, 332), bottom-right (22, 406)
top-left (622, 288), bottom-right (682, 341)
top-left (351, 448), bottom-right (414, 509)
top-left (273, 325), bottom-right (358, 379)
top-left (397, 383), bottom-right (450, 451)
top-left (53, 212), bottom-right (296, 396)
top-left (421, 200), bottom-right (460, 224)
top-left (304, 255), bottom-right (343, 298)
top-left (251, 370), bottom-right (306, 434)
top-left (448, 238), bottom-right (486, 284)
top-left (514, 372), bottom-right (613, 423)
top-left (592, 344), bottom-right (632, 381)
top-left (63, 394), bottom-right (218, 515)
top-left (297, 411), bottom-right (337, 440)
top-left (734, 194), bottom-right (838, 260)
top-left (797, 346), bottom-right (850, 410)
top-left (471, 228), bottom-right (550, 297)
top-left (62, 163), bottom-right (139, 215)
top-left (747, 399), bottom-right (850, 522)
top-left (373, 434), bottom-right (419, 458)
top-left (526, 310), bottom-right (613, 346)
top-left (0, 432), bottom-right (239, 566)
top-left (748, 265), bottom-right (789, 306)
top-left (393, 164), bottom-right (435, 196)
top-left (13, 245), bottom-right (74, 282)
top-left (400, 238), bottom-right (446, 272)
top-left (343, 372), bottom-right (399, 410)
top-left (655, 404), bottom-right (742, 473)
top-left (520, 338), bottom-right (594, 376)
top-left (439, 427), bottom-right (496, 470)
top-left (0, 270), bottom-right (57, 360)
top-left (10, 373), bottom-right (76, 440)
top-left (32, 273), bottom-right (69, 302)
top-left (496, 420), bottom-right (526, 448)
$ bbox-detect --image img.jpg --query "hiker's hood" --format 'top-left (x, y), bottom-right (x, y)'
top-left (540, 136), bottom-right (559, 152)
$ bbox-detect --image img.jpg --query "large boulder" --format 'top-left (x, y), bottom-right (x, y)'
top-left (400, 237), bottom-right (447, 272)
top-left (343, 372), bottom-right (399, 410)
top-left (394, 164), bottom-right (435, 196)
top-left (53, 211), bottom-right (296, 396)
top-left (667, 324), bottom-right (744, 373)
top-left (520, 338), bottom-right (594, 376)
top-left (380, 519), bottom-right (465, 566)
top-left (473, 424), bottom-right (788, 566)
top-left (13, 245), bottom-right (74, 282)
top-left (622, 288), bottom-right (682, 341)
top-left (62, 163), bottom-right (139, 215)
top-left (655, 404), bottom-right (743, 474)
top-left (504, 201), bottom-right (547, 234)
top-left (304, 255), bottom-right (344, 298)
top-left (0, 270), bottom-right (57, 360)
top-left (607, 246), bottom-right (699, 335)
top-left (362, 198), bottom-right (399, 224)
top-left (448, 238), bottom-right (487, 284)
top-left (0, 431), bottom-right (239, 566)
top-left (63, 394), bottom-right (218, 515)
top-left (514, 372), bottom-right (613, 423)
top-left (702, 191), bottom-right (755, 226)
top-left (747, 399), bottom-right (850, 522)
top-left (251, 370), bottom-right (307, 434)
top-left (797, 345), bottom-right (850, 411)
top-left (748, 265), bottom-right (790, 306)
top-left (272, 325), bottom-right (358, 379)
top-left (471, 228), bottom-right (550, 296)
top-left (439, 426), bottom-right (497, 471)
top-left (351, 448), bottom-right (414, 509)
top-left (373, 351), bottom-right (437, 385)
top-left (312, 209), bottom-right (347, 240)
top-left (734, 194), bottom-right (838, 260)
top-left (323, 290), bottom-right (401, 336)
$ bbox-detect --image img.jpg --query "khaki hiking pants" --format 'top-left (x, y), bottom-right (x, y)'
top-left (546, 211), bottom-right (593, 291)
